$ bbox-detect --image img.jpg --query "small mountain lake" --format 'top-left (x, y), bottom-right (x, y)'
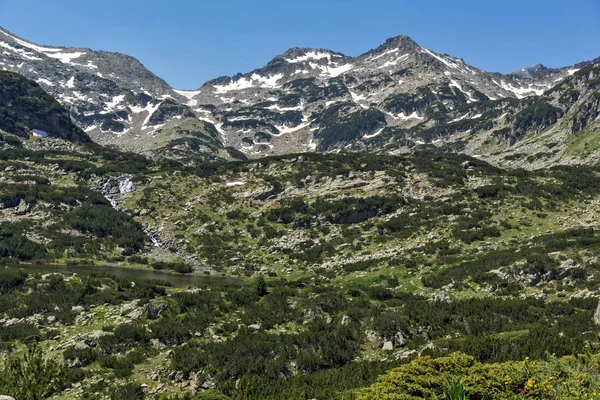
top-left (3, 264), bottom-right (239, 288)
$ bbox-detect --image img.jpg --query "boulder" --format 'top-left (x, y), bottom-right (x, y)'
top-left (382, 341), bottom-right (394, 351)
top-left (393, 332), bottom-right (406, 347)
top-left (71, 305), bottom-right (85, 314)
top-left (434, 291), bottom-right (451, 303)
top-left (146, 301), bottom-right (168, 320)
top-left (15, 199), bottom-right (30, 215)
top-left (594, 298), bottom-right (600, 325)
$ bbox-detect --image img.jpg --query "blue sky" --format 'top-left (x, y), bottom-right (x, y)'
top-left (1, 0), bottom-right (599, 89)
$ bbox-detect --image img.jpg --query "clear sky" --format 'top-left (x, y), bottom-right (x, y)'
top-left (1, 0), bottom-right (599, 89)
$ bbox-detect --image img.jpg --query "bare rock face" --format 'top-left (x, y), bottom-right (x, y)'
top-left (594, 298), bottom-right (600, 325)
top-left (15, 199), bottom-right (30, 215)
top-left (382, 341), bottom-right (394, 351)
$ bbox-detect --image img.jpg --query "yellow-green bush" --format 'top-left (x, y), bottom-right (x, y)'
top-left (357, 352), bottom-right (600, 400)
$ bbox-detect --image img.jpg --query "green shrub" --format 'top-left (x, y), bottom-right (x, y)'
top-left (0, 345), bottom-right (73, 400)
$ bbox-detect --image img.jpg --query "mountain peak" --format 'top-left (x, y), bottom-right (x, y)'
top-left (508, 63), bottom-right (552, 79)
top-left (524, 63), bottom-right (548, 73)
top-left (382, 35), bottom-right (420, 49)
top-left (361, 35), bottom-right (421, 58)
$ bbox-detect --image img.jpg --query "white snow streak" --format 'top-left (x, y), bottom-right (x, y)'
top-left (369, 48), bottom-right (399, 61)
top-left (45, 51), bottom-right (85, 64)
top-left (273, 123), bottom-right (308, 135)
top-left (363, 128), bottom-right (385, 139)
top-left (130, 102), bottom-right (161, 126)
top-left (226, 181), bottom-right (246, 187)
top-left (0, 29), bottom-right (61, 53)
top-left (305, 60), bottom-right (354, 77)
top-left (497, 80), bottom-right (545, 99)
top-left (422, 49), bottom-right (463, 70)
top-left (105, 95), bottom-right (125, 110)
top-left (266, 102), bottom-right (304, 112)
top-left (350, 91), bottom-right (367, 102)
top-left (213, 73), bottom-right (283, 93)
top-left (36, 78), bottom-right (54, 86)
top-left (0, 41), bottom-right (42, 60)
top-left (388, 112), bottom-right (424, 120)
top-left (174, 89), bottom-right (201, 99)
top-left (285, 51), bottom-right (332, 63)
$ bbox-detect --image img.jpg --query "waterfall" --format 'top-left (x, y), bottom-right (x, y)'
top-left (101, 175), bottom-right (159, 247)
top-left (99, 174), bottom-right (206, 270)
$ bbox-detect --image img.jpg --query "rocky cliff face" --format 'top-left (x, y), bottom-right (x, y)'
top-left (0, 70), bottom-right (89, 142)
top-left (1, 26), bottom-right (598, 167)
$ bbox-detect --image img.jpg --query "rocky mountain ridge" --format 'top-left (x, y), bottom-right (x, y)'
top-left (1, 26), bottom-right (598, 167)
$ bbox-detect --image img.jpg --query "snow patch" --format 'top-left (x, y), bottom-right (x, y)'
top-left (363, 128), bottom-right (384, 139)
top-left (36, 78), bottom-right (54, 86)
top-left (45, 51), bottom-right (85, 64)
top-left (350, 92), bottom-right (366, 102)
top-left (174, 89), bottom-right (201, 99)
top-left (377, 54), bottom-right (409, 69)
top-left (369, 48), bottom-right (399, 61)
top-left (568, 68), bottom-right (580, 76)
top-left (285, 51), bottom-right (332, 63)
top-left (449, 80), bottom-right (478, 103)
top-left (422, 49), bottom-right (464, 71)
top-left (450, 114), bottom-right (468, 123)
top-left (273, 123), bottom-right (309, 135)
top-left (251, 73), bottom-right (284, 87)
top-left (105, 95), bottom-right (126, 110)
top-left (32, 129), bottom-right (49, 137)
top-left (226, 181), bottom-right (246, 187)
top-left (314, 63), bottom-right (354, 78)
top-left (497, 80), bottom-right (545, 99)
top-left (130, 101), bottom-right (161, 126)
top-left (0, 41), bottom-right (42, 60)
top-left (0, 29), bottom-right (61, 53)
top-left (389, 112), bottom-right (423, 120)
top-left (266, 102), bottom-right (304, 112)
top-left (198, 117), bottom-right (226, 136)
top-left (213, 73), bottom-right (283, 93)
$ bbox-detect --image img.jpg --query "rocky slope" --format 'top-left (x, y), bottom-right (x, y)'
top-left (0, 27), bottom-right (234, 163)
top-left (0, 70), bottom-right (89, 142)
top-left (1, 26), bottom-right (598, 167)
